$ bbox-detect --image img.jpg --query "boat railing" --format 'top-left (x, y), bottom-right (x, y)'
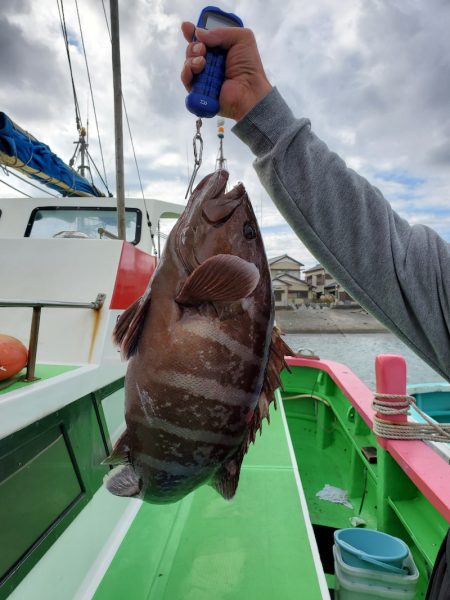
top-left (0, 294), bottom-right (106, 381)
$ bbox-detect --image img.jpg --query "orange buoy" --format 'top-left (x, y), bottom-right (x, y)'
top-left (0, 334), bottom-right (28, 381)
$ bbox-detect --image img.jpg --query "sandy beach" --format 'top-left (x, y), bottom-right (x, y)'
top-left (275, 305), bottom-right (387, 334)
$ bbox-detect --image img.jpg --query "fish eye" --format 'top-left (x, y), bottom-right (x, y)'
top-left (243, 222), bottom-right (257, 240)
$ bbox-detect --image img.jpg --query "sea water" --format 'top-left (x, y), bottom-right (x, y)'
top-left (284, 332), bottom-right (446, 390)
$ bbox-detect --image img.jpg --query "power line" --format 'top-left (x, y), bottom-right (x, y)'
top-left (101, 0), bottom-right (146, 200)
top-left (74, 0), bottom-right (110, 193)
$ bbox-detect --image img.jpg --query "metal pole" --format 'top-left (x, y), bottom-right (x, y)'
top-left (110, 0), bottom-right (126, 240)
top-left (25, 307), bottom-right (41, 381)
top-left (79, 128), bottom-right (87, 179)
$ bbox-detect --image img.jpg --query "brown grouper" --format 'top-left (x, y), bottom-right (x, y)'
top-left (104, 170), bottom-right (293, 503)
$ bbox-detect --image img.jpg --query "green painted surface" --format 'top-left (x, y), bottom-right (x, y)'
top-left (93, 405), bottom-right (325, 600)
top-left (0, 364), bottom-right (79, 395)
top-left (0, 380), bottom-right (122, 600)
top-left (280, 365), bottom-right (450, 599)
top-left (0, 431), bottom-right (82, 578)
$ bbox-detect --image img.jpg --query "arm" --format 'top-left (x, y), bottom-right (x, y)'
top-left (180, 24), bottom-right (450, 380)
top-left (233, 88), bottom-right (450, 380)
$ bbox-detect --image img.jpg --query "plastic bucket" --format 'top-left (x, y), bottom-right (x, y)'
top-left (334, 529), bottom-right (409, 574)
top-left (333, 544), bottom-right (418, 600)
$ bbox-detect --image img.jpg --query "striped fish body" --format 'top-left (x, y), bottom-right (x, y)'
top-left (105, 171), bottom-right (292, 503)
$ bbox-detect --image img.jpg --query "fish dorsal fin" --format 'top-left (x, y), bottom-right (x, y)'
top-left (211, 328), bottom-right (294, 501)
top-left (101, 429), bottom-right (130, 466)
top-left (112, 291), bottom-right (152, 359)
top-left (261, 326), bottom-right (294, 405)
top-left (104, 465), bottom-right (141, 498)
top-left (175, 254), bottom-right (259, 306)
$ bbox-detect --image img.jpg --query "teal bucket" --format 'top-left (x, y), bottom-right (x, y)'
top-left (334, 529), bottom-right (409, 574)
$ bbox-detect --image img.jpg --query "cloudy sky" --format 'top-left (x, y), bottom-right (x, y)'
top-left (1, 0), bottom-right (450, 269)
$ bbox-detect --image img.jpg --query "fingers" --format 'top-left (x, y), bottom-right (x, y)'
top-left (194, 26), bottom-right (254, 50)
top-left (181, 21), bottom-right (207, 91)
top-left (181, 56), bottom-right (206, 91)
top-left (181, 21), bottom-right (195, 42)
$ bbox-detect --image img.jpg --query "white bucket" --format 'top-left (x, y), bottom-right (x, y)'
top-left (333, 544), bottom-right (419, 600)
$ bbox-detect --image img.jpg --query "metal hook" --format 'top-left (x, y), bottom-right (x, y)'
top-left (185, 118), bottom-right (203, 199)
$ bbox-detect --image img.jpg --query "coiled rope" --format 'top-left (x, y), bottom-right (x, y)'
top-left (372, 393), bottom-right (450, 442)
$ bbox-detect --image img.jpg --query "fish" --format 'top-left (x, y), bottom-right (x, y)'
top-left (104, 170), bottom-right (293, 503)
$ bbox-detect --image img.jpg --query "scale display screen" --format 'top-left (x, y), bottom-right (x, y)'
top-left (204, 13), bottom-right (240, 29)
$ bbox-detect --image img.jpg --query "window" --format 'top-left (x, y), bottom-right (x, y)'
top-left (25, 207), bottom-right (142, 244)
top-left (274, 290), bottom-right (283, 301)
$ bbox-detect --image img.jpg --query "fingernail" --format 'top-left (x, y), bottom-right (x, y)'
top-left (192, 56), bottom-right (202, 65)
top-left (192, 43), bottom-right (202, 53)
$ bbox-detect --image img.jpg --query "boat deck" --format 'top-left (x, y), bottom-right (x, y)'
top-left (92, 402), bottom-right (329, 600)
top-left (0, 365), bottom-right (79, 396)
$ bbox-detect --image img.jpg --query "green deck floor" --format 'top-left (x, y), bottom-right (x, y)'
top-left (93, 406), bottom-right (325, 600)
top-left (0, 364), bottom-right (79, 396)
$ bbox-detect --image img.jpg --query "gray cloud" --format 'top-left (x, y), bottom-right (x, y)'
top-left (1, 0), bottom-right (450, 268)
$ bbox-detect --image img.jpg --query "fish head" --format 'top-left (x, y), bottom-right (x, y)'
top-left (174, 170), bottom-right (267, 274)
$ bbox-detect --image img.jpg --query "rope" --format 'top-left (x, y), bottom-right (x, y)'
top-left (56, 0), bottom-right (82, 132)
top-left (372, 392), bottom-right (450, 442)
top-left (74, 0), bottom-right (110, 194)
top-left (0, 177), bottom-right (32, 197)
top-left (2, 167), bottom-right (59, 197)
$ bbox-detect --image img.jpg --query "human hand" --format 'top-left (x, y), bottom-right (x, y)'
top-left (181, 22), bottom-right (272, 121)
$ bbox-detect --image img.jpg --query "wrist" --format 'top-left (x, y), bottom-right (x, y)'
top-left (233, 80), bottom-right (273, 122)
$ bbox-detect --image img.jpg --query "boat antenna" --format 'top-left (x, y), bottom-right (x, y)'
top-left (110, 0), bottom-right (126, 240)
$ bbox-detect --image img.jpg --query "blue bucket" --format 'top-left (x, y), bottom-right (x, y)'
top-left (334, 529), bottom-right (409, 574)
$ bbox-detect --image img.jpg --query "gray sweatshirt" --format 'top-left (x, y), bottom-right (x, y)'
top-left (233, 88), bottom-right (450, 381)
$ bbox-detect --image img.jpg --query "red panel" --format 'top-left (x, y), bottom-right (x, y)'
top-left (285, 355), bottom-right (450, 523)
top-left (110, 242), bottom-right (156, 309)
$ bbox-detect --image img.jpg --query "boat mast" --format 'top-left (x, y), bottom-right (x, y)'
top-left (110, 0), bottom-right (126, 240)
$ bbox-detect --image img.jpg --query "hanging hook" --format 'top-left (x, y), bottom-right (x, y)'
top-left (185, 118), bottom-right (203, 199)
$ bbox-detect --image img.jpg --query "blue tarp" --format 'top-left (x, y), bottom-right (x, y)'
top-left (0, 112), bottom-right (104, 197)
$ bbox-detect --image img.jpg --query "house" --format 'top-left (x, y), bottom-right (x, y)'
top-left (305, 264), bottom-right (353, 302)
top-left (269, 254), bottom-right (314, 307)
top-left (303, 264), bottom-right (333, 298)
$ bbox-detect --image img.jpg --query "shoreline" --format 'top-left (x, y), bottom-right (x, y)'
top-left (275, 306), bottom-right (387, 334)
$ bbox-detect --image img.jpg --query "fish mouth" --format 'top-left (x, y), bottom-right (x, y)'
top-left (175, 170), bottom-right (246, 273)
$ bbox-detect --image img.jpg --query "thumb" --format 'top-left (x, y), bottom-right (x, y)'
top-left (195, 26), bottom-right (252, 50)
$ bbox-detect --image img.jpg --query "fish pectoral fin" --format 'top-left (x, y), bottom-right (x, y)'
top-left (211, 457), bottom-right (242, 501)
top-left (112, 290), bottom-right (152, 359)
top-left (175, 254), bottom-right (260, 306)
top-left (101, 429), bottom-right (130, 466)
top-left (104, 465), bottom-right (142, 497)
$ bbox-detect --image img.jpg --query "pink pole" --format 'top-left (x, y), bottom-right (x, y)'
top-left (375, 354), bottom-right (408, 446)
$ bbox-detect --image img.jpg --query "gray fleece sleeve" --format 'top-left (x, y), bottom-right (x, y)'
top-left (233, 88), bottom-right (450, 381)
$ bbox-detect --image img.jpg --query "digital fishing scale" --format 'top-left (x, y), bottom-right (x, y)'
top-left (185, 6), bottom-right (243, 197)
top-left (186, 6), bottom-right (244, 118)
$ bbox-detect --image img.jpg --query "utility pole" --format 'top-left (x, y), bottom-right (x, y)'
top-left (110, 0), bottom-right (126, 240)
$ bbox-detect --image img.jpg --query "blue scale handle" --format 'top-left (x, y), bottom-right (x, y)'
top-left (185, 7), bottom-right (243, 118)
